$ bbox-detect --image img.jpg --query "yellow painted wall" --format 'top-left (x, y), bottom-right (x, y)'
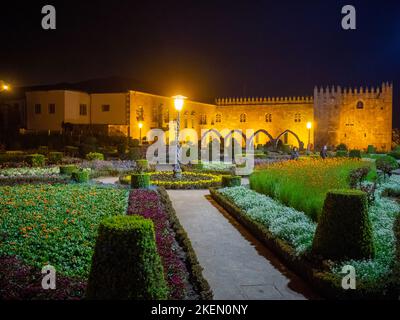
top-left (91, 93), bottom-right (127, 125)
top-left (64, 91), bottom-right (91, 124)
top-left (26, 90), bottom-right (66, 131)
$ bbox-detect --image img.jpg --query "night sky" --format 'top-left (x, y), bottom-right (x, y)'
top-left (0, 0), bottom-right (399, 125)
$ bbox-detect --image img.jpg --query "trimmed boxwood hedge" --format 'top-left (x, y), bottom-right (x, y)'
top-left (71, 169), bottom-right (90, 183)
top-left (131, 173), bottom-right (150, 189)
top-left (86, 215), bottom-right (168, 300)
top-left (349, 149), bottom-right (362, 159)
top-left (312, 189), bottom-right (374, 261)
top-left (136, 159), bottom-right (149, 173)
top-left (210, 187), bottom-right (398, 299)
top-left (59, 165), bottom-right (78, 175)
top-left (157, 187), bottom-right (213, 300)
top-left (221, 175), bottom-right (241, 188)
top-left (336, 150), bottom-right (348, 158)
top-left (86, 152), bottom-right (104, 161)
top-left (48, 152), bottom-right (63, 164)
top-left (26, 154), bottom-right (45, 167)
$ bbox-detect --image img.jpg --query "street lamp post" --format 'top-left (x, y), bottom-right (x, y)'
top-left (172, 95), bottom-right (186, 179)
top-left (306, 122), bottom-right (312, 151)
top-left (138, 122), bottom-right (143, 145)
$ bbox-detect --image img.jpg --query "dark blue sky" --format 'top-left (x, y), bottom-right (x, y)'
top-left (0, 0), bottom-right (399, 124)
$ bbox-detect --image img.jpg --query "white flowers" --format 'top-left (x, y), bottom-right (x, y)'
top-left (0, 167), bottom-right (59, 177)
top-left (219, 186), bottom-right (316, 255)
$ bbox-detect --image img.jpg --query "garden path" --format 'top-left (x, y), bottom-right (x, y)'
top-left (167, 188), bottom-right (318, 300)
top-left (94, 175), bottom-right (317, 299)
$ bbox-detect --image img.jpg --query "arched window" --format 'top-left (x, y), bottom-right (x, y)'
top-left (294, 113), bottom-right (301, 123)
top-left (265, 113), bottom-right (272, 123)
top-left (216, 114), bottom-right (222, 123)
top-left (356, 101), bottom-right (364, 109)
top-left (240, 114), bottom-right (246, 123)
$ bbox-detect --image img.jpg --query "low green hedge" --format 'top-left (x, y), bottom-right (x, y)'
top-left (336, 150), bottom-right (348, 158)
top-left (367, 145), bottom-right (376, 154)
top-left (209, 187), bottom-right (396, 299)
top-left (312, 190), bottom-right (374, 260)
top-left (48, 152), bottom-right (63, 164)
top-left (59, 165), bottom-right (78, 175)
top-left (86, 215), bottom-right (168, 300)
top-left (349, 149), bottom-right (362, 159)
top-left (86, 152), bottom-right (104, 161)
top-left (221, 175), bottom-right (241, 188)
top-left (71, 169), bottom-right (90, 183)
top-left (0, 153), bottom-right (26, 164)
top-left (131, 173), bottom-right (150, 189)
top-left (136, 159), bottom-right (149, 173)
top-left (26, 154), bottom-right (45, 167)
top-left (157, 187), bottom-right (213, 299)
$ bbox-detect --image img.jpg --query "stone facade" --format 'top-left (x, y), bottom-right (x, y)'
top-left (313, 83), bottom-right (392, 151)
top-left (23, 82), bottom-right (393, 152)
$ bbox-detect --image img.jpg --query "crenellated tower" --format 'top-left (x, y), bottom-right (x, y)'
top-left (313, 82), bottom-right (393, 151)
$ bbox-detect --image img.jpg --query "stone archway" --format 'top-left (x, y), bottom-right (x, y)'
top-left (275, 129), bottom-right (304, 150)
top-left (248, 129), bottom-right (274, 146)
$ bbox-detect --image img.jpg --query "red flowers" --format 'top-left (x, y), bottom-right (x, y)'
top-left (127, 189), bottom-right (188, 299)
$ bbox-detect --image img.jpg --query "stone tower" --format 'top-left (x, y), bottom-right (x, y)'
top-left (313, 83), bottom-right (392, 151)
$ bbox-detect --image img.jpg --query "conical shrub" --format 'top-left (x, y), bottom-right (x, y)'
top-left (86, 215), bottom-right (168, 299)
top-left (312, 189), bottom-right (374, 260)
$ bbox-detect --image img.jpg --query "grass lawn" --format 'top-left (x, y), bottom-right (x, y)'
top-left (0, 184), bottom-right (129, 278)
top-left (250, 158), bottom-right (373, 221)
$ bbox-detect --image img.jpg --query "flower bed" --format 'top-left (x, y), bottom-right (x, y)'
top-left (211, 183), bottom-right (400, 299)
top-left (127, 188), bottom-right (212, 299)
top-left (0, 184), bottom-right (129, 299)
top-left (0, 167), bottom-right (70, 186)
top-left (120, 171), bottom-right (222, 189)
top-left (250, 158), bottom-right (372, 221)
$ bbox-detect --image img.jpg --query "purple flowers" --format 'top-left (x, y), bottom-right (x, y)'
top-left (0, 256), bottom-right (85, 300)
top-left (127, 189), bottom-right (188, 299)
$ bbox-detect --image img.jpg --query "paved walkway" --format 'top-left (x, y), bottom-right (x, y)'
top-left (167, 189), bottom-right (317, 300)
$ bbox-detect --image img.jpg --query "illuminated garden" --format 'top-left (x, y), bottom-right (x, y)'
top-left (0, 137), bottom-right (399, 300)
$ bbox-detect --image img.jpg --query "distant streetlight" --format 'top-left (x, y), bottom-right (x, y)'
top-left (172, 95), bottom-right (186, 179)
top-left (0, 81), bottom-right (10, 92)
top-left (138, 122), bottom-right (143, 145)
top-left (306, 122), bottom-right (312, 151)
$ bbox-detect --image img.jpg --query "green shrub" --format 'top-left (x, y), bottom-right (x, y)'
top-left (336, 143), bottom-right (348, 151)
top-left (48, 152), bottom-right (63, 164)
top-left (376, 155), bottom-right (399, 180)
top-left (221, 175), bottom-right (241, 188)
top-left (388, 151), bottom-right (400, 160)
top-left (312, 189), bottom-right (374, 260)
top-left (131, 173), bottom-right (150, 189)
top-left (0, 152), bottom-right (26, 164)
top-left (26, 154), bottom-right (45, 167)
top-left (349, 149), bottom-right (362, 159)
top-left (59, 165), bottom-right (78, 175)
top-left (348, 166), bottom-right (370, 188)
top-left (192, 160), bottom-right (204, 170)
top-left (131, 139), bottom-right (140, 147)
top-left (117, 142), bottom-right (128, 158)
top-left (336, 150), bottom-right (348, 158)
top-left (86, 152), bottom-right (104, 161)
top-left (71, 169), bottom-right (90, 183)
top-left (136, 159), bottom-right (149, 173)
top-left (367, 145), bottom-right (376, 154)
top-left (128, 147), bottom-right (141, 160)
top-left (86, 215), bottom-right (168, 300)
